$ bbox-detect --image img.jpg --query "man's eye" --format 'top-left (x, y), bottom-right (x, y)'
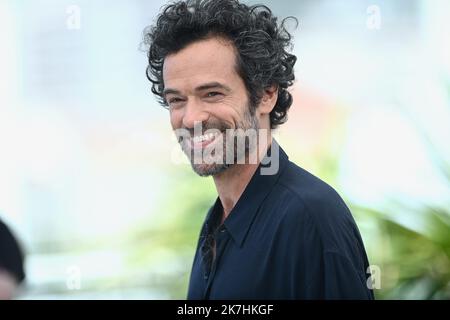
top-left (206, 92), bottom-right (222, 98)
top-left (168, 97), bottom-right (183, 104)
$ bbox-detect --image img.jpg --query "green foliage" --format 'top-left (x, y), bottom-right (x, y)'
top-left (354, 205), bottom-right (450, 299)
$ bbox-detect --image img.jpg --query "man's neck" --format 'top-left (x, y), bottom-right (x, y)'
top-left (213, 135), bottom-right (272, 223)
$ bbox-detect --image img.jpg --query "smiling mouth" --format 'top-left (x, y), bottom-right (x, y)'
top-left (188, 131), bottom-right (222, 149)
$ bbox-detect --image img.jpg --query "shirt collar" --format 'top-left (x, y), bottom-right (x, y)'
top-left (206, 139), bottom-right (289, 248)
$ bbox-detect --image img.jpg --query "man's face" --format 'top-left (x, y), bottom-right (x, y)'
top-left (163, 37), bottom-right (260, 176)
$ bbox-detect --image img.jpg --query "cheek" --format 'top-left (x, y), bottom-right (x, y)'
top-left (169, 109), bottom-right (182, 129)
top-left (211, 99), bottom-right (247, 127)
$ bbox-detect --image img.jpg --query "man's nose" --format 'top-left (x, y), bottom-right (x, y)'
top-left (182, 98), bottom-right (209, 129)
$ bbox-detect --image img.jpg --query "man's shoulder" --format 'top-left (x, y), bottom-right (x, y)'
top-left (273, 160), bottom-right (359, 248)
top-left (277, 160), bottom-right (351, 219)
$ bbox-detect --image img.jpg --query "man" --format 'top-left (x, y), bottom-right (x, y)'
top-left (145, 0), bottom-right (374, 299)
top-left (0, 218), bottom-right (25, 300)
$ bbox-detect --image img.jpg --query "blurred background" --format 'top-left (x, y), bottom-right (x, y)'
top-left (0, 0), bottom-right (449, 299)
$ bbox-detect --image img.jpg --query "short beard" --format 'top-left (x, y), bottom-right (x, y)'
top-left (180, 106), bottom-right (260, 177)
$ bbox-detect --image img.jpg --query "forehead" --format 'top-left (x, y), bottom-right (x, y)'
top-left (163, 37), bottom-right (241, 90)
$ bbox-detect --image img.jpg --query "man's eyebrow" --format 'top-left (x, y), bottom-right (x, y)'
top-left (163, 82), bottom-right (231, 97)
top-left (195, 82), bottom-right (232, 92)
top-left (163, 88), bottom-right (181, 97)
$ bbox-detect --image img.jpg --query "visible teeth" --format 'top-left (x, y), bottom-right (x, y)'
top-left (192, 132), bottom-right (219, 144)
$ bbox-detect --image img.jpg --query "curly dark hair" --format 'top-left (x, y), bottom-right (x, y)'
top-left (144, 0), bottom-right (297, 129)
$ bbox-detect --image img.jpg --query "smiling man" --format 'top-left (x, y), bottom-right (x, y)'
top-left (145, 0), bottom-right (374, 299)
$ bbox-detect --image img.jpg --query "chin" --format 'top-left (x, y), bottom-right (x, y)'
top-left (191, 162), bottom-right (231, 177)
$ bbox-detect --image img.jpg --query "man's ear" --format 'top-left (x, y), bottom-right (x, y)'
top-left (258, 85), bottom-right (278, 115)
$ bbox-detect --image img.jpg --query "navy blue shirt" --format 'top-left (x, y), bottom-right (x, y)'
top-left (187, 140), bottom-right (374, 300)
